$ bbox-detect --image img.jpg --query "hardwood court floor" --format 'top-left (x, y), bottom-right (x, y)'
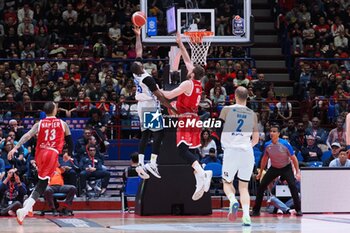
top-left (1, 210), bottom-right (350, 233)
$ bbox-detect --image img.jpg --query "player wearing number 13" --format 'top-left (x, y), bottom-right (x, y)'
top-left (7, 102), bottom-right (73, 225)
top-left (218, 86), bottom-right (259, 226)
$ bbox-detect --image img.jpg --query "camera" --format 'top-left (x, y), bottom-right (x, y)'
top-left (8, 169), bottom-right (19, 182)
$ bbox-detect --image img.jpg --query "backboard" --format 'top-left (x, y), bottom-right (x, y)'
top-left (141, 0), bottom-right (253, 46)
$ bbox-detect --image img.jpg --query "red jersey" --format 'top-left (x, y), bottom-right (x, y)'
top-left (176, 79), bottom-right (202, 114)
top-left (36, 117), bottom-right (66, 154)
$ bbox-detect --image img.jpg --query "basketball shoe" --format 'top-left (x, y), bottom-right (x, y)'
top-left (144, 163), bottom-right (161, 178)
top-left (228, 199), bottom-right (239, 221)
top-left (192, 172), bottom-right (205, 201)
top-left (242, 215), bottom-right (251, 226)
top-left (16, 208), bottom-right (28, 225)
top-left (136, 165), bottom-right (150, 179)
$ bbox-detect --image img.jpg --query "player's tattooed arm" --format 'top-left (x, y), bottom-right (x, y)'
top-left (15, 123), bottom-right (39, 149)
top-left (8, 123), bottom-right (39, 160)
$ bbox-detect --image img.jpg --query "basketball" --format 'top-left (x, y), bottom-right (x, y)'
top-left (132, 11), bottom-right (147, 27)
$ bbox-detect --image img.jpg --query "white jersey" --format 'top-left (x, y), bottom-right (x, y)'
top-left (133, 70), bottom-right (159, 109)
top-left (221, 104), bottom-right (255, 149)
top-left (133, 70), bottom-right (161, 131)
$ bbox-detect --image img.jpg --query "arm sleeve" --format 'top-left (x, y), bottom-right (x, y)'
top-left (65, 135), bottom-right (74, 156)
top-left (142, 76), bottom-right (158, 92)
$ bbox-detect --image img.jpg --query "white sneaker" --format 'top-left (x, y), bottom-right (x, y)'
top-left (192, 173), bottom-right (205, 201)
top-left (288, 209), bottom-right (297, 215)
top-left (203, 170), bottom-right (212, 192)
top-left (145, 163), bottom-right (161, 178)
top-left (277, 209), bottom-right (283, 214)
top-left (16, 208), bottom-right (27, 225)
top-left (136, 165), bottom-right (150, 179)
top-left (228, 199), bottom-right (239, 221)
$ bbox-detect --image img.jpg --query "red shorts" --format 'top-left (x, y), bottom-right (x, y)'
top-left (35, 149), bottom-right (59, 180)
top-left (176, 115), bottom-right (201, 149)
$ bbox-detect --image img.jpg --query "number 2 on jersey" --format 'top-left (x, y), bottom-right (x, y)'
top-left (44, 129), bottom-right (56, 141)
top-left (236, 119), bottom-right (244, 132)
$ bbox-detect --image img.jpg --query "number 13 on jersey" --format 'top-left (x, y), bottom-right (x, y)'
top-left (44, 129), bottom-right (56, 141)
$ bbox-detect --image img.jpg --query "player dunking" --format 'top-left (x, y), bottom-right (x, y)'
top-left (161, 33), bottom-right (212, 201)
top-left (131, 26), bottom-right (175, 179)
top-left (7, 102), bottom-right (73, 225)
top-left (218, 86), bottom-right (259, 226)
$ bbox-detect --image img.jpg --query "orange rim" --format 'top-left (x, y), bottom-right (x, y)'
top-left (183, 31), bottom-right (214, 44)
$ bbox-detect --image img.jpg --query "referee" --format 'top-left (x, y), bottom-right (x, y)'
top-left (251, 125), bottom-right (303, 216)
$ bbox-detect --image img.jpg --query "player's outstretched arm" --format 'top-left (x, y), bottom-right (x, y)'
top-left (133, 26), bottom-right (143, 58)
top-left (8, 122), bottom-right (39, 160)
top-left (176, 32), bottom-right (194, 73)
top-left (251, 113), bottom-right (259, 147)
top-left (161, 80), bottom-right (191, 99)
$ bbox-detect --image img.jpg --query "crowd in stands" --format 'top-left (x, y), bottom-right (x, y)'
top-left (276, 0), bottom-right (349, 56)
top-left (272, 1), bottom-right (350, 127)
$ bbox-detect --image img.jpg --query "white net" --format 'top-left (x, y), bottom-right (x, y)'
top-left (183, 31), bottom-right (214, 66)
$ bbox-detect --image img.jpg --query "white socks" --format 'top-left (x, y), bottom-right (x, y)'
top-left (192, 161), bottom-right (205, 176)
top-left (228, 193), bottom-right (236, 204)
top-left (23, 197), bottom-right (35, 213)
top-left (138, 154), bottom-right (145, 166)
top-left (242, 204), bottom-right (250, 217)
top-left (150, 153), bottom-right (158, 165)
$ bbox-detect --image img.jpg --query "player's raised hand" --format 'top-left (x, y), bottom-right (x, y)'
top-left (133, 26), bottom-right (141, 36)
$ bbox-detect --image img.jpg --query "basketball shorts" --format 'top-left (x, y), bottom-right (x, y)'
top-left (222, 147), bottom-right (254, 182)
top-left (176, 115), bottom-right (201, 149)
top-left (36, 148), bottom-right (59, 180)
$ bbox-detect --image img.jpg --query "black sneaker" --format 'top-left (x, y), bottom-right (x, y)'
top-left (52, 209), bottom-right (58, 216)
top-left (250, 211), bottom-right (260, 217)
top-left (296, 211), bottom-right (303, 216)
top-left (60, 208), bottom-right (73, 216)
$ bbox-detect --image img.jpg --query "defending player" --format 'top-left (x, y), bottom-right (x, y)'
top-left (218, 86), bottom-right (259, 226)
top-left (131, 26), bottom-right (175, 179)
top-left (7, 102), bottom-right (73, 225)
top-left (161, 33), bottom-right (212, 201)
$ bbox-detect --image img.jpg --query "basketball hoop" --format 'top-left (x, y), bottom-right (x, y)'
top-left (183, 31), bottom-right (214, 66)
